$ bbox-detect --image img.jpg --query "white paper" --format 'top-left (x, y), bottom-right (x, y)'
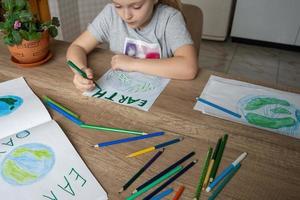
top-left (0, 77), bottom-right (51, 138)
top-left (194, 75), bottom-right (300, 138)
top-left (0, 78), bottom-right (108, 199)
top-left (0, 120), bottom-right (107, 200)
top-left (84, 70), bottom-right (169, 111)
top-left (84, 37), bottom-right (170, 111)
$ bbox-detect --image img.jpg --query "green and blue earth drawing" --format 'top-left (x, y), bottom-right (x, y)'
top-left (0, 95), bottom-right (23, 117)
top-left (1, 143), bottom-right (55, 185)
top-left (239, 96), bottom-right (300, 137)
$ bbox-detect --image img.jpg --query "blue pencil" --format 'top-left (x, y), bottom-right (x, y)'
top-left (197, 97), bottom-right (241, 118)
top-left (206, 152), bottom-right (247, 192)
top-left (151, 188), bottom-right (174, 200)
top-left (94, 132), bottom-right (165, 148)
top-left (208, 164), bottom-right (241, 200)
top-left (46, 101), bottom-right (84, 125)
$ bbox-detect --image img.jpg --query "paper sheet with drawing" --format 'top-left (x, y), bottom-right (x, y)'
top-left (0, 78), bottom-right (107, 200)
top-left (84, 37), bottom-right (170, 111)
top-left (194, 75), bottom-right (300, 139)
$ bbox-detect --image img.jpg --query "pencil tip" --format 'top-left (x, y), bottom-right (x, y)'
top-left (118, 188), bottom-right (124, 193)
top-left (132, 190), bottom-right (137, 194)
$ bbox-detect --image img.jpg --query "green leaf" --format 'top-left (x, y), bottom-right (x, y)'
top-left (3, 34), bottom-right (14, 45)
top-left (52, 17), bottom-right (60, 27)
top-left (48, 26), bottom-right (58, 38)
top-left (28, 31), bottom-right (41, 41)
top-left (0, 22), bottom-right (5, 30)
top-left (12, 30), bottom-right (22, 44)
top-left (19, 29), bottom-right (29, 40)
top-left (3, 0), bottom-right (14, 12)
top-left (19, 10), bottom-right (33, 21)
top-left (15, 0), bottom-right (27, 11)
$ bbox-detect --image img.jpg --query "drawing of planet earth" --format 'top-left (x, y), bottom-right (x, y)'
top-left (0, 95), bottom-right (23, 117)
top-left (105, 70), bottom-right (162, 93)
top-left (239, 95), bottom-right (300, 136)
top-left (1, 143), bottom-right (55, 185)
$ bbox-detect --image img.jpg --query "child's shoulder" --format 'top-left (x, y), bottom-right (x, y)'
top-left (156, 3), bottom-right (181, 17)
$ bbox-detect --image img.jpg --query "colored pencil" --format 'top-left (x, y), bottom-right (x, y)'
top-left (126, 137), bottom-right (184, 158)
top-left (125, 166), bottom-right (183, 200)
top-left (94, 132), bottom-right (165, 149)
top-left (46, 101), bottom-right (84, 125)
top-left (132, 151), bottom-right (195, 194)
top-left (80, 124), bottom-right (147, 135)
top-left (206, 152), bottom-right (247, 192)
top-left (119, 149), bottom-right (164, 193)
top-left (43, 96), bottom-right (80, 119)
top-left (202, 138), bottom-right (222, 189)
top-left (172, 185), bottom-right (185, 200)
top-left (209, 134), bottom-right (228, 182)
top-left (208, 164), bottom-right (241, 200)
top-left (143, 160), bottom-right (198, 200)
top-left (197, 97), bottom-right (241, 118)
top-left (193, 147), bottom-right (213, 200)
top-left (67, 60), bottom-right (101, 89)
top-left (152, 188), bottom-right (174, 200)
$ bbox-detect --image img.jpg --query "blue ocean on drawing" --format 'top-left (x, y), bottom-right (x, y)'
top-left (0, 95), bottom-right (23, 117)
top-left (1, 143), bottom-right (55, 185)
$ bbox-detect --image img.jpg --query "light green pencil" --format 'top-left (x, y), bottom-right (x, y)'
top-left (80, 124), bottom-right (147, 135)
top-left (193, 147), bottom-right (213, 200)
top-left (126, 165), bottom-right (183, 200)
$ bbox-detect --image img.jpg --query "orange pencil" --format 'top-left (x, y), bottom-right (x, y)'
top-left (172, 185), bottom-right (185, 200)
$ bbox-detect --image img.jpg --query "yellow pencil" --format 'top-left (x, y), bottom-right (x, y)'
top-left (126, 137), bottom-right (183, 158)
top-left (202, 159), bottom-right (214, 189)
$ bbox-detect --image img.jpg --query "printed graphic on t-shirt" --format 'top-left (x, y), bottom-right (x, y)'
top-left (123, 37), bottom-right (161, 59)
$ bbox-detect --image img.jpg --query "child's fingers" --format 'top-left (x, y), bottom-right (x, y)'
top-left (84, 68), bottom-right (94, 79)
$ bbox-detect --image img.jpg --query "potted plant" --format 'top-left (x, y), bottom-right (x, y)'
top-left (0, 0), bottom-right (60, 66)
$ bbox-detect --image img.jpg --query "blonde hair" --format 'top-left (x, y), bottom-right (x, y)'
top-left (157, 0), bottom-right (182, 11)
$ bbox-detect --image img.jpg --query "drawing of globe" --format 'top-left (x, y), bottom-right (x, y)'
top-left (1, 143), bottom-right (55, 185)
top-left (238, 95), bottom-right (300, 136)
top-left (0, 95), bottom-right (23, 117)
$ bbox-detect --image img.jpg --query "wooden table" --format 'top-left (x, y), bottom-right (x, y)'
top-left (0, 40), bottom-right (299, 200)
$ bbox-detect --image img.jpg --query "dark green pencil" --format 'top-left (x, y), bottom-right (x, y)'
top-left (67, 60), bottom-right (101, 89)
top-left (209, 134), bottom-right (228, 182)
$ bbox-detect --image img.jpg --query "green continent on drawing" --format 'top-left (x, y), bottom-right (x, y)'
top-left (244, 97), bottom-right (290, 110)
top-left (1, 143), bottom-right (55, 185)
top-left (239, 96), bottom-right (300, 137)
top-left (245, 113), bottom-right (296, 129)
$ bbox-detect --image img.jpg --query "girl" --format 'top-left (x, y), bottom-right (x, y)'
top-left (67, 0), bottom-right (198, 92)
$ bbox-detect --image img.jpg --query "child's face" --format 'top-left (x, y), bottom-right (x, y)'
top-left (112, 0), bottom-right (157, 29)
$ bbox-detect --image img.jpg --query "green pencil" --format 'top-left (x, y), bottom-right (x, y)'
top-left (209, 134), bottom-right (228, 182)
top-left (67, 60), bottom-right (101, 89)
top-left (208, 164), bottom-right (241, 200)
top-left (43, 96), bottom-right (80, 119)
top-left (80, 124), bottom-right (147, 135)
top-left (125, 165), bottom-right (183, 200)
top-left (193, 147), bottom-right (213, 200)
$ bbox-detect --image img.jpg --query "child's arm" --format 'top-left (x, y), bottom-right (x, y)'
top-left (66, 31), bottom-right (100, 91)
top-left (111, 44), bottom-right (199, 80)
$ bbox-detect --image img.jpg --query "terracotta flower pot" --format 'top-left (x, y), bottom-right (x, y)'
top-left (7, 31), bottom-right (50, 64)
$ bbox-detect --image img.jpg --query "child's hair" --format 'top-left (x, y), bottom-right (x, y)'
top-left (157, 0), bottom-right (182, 11)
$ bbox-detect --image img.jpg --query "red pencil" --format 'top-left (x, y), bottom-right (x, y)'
top-left (172, 185), bottom-right (185, 200)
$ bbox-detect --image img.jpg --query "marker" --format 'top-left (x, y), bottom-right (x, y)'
top-left (94, 132), bottom-right (165, 148)
top-left (197, 97), bottom-right (241, 118)
top-left (172, 185), bottom-right (185, 200)
top-left (126, 137), bottom-right (184, 158)
top-left (81, 123), bottom-right (147, 135)
top-left (206, 152), bottom-right (247, 192)
top-left (132, 151), bottom-right (195, 194)
top-left (46, 101), bottom-right (84, 125)
top-left (119, 150), bottom-right (164, 193)
top-left (67, 60), bottom-right (100, 89)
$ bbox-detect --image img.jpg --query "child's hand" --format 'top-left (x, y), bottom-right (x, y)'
top-left (111, 54), bottom-right (135, 71)
top-left (73, 67), bottom-right (95, 92)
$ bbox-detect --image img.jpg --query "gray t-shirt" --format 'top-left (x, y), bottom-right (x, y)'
top-left (87, 3), bottom-right (193, 58)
